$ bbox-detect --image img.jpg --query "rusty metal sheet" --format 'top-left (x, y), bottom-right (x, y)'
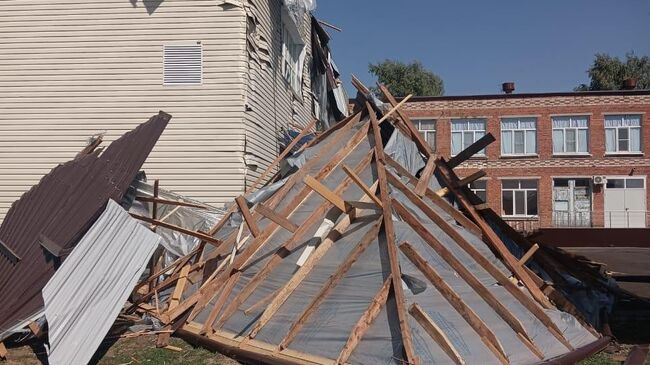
top-left (0, 111), bottom-right (170, 337)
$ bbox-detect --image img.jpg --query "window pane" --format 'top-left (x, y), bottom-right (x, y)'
top-left (451, 121), bottom-right (466, 131)
top-left (630, 128), bottom-right (641, 152)
top-left (515, 191), bottom-right (525, 215)
top-left (451, 132), bottom-right (462, 155)
top-left (553, 130), bottom-right (564, 153)
top-left (619, 139), bottom-right (629, 151)
top-left (605, 128), bottom-right (616, 152)
top-left (552, 117), bottom-right (570, 128)
top-left (502, 191), bottom-right (514, 215)
top-left (606, 179), bottom-right (625, 189)
top-left (418, 120), bottom-right (436, 130)
top-left (520, 180), bottom-right (537, 189)
top-left (573, 117), bottom-right (589, 128)
top-left (476, 191), bottom-right (487, 203)
top-left (554, 179), bottom-right (569, 187)
top-left (463, 131), bottom-right (474, 150)
top-left (619, 128), bottom-right (629, 139)
top-left (501, 119), bottom-right (519, 129)
top-left (520, 118), bottom-right (536, 129)
top-left (626, 179), bottom-right (644, 188)
top-left (502, 130), bottom-right (513, 154)
top-left (469, 180), bottom-right (487, 189)
top-left (425, 131), bottom-right (436, 150)
top-left (525, 130), bottom-right (536, 154)
top-left (514, 130), bottom-right (525, 154)
top-left (605, 115), bottom-right (624, 127)
top-left (502, 180), bottom-right (519, 189)
top-left (527, 190), bottom-right (538, 216)
top-left (565, 129), bottom-right (576, 152)
top-left (578, 129), bottom-right (589, 153)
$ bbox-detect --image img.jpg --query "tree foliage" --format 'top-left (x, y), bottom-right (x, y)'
top-left (368, 59), bottom-right (444, 97)
top-left (575, 52), bottom-right (650, 91)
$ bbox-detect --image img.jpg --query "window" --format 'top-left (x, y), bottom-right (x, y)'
top-left (163, 44), bottom-right (202, 85)
top-left (281, 22), bottom-right (305, 95)
top-left (605, 115), bottom-right (642, 153)
top-left (606, 178), bottom-right (645, 189)
top-left (451, 119), bottom-right (486, 156)
top-left (552, 116), bottom-right (589, 154)
top-left (468, 180), bottom-right (487, 202)
top-left (501, 117), bottom-right (537, 155)
top-left (415, 119), bottom-right (436, 151)
top-left (502, 180), bottom-right (538, 217)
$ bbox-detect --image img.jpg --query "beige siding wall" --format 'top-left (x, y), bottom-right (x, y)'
top-left (0, 0), bottom-right (249, 220)
top-left (242, 0), bottom-right (314, 186)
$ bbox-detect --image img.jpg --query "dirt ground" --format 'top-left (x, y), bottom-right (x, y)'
top-left (3, 336), bottom-right (240, 365)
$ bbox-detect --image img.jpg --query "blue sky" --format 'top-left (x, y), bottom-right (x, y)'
top-left (314, 1), bottom-right (650, 95)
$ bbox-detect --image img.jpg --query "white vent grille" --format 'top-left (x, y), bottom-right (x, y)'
top-left (163, 45), bottom-right (202, 85)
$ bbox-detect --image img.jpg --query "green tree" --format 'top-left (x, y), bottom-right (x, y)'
top-left (575, 52), bottom-right (650, 91)
top-left (368, 59), bottom-right (444, 97)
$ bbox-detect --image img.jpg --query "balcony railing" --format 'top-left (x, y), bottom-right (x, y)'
top-left (605, 210), bottom-right (648, 228)
top-left (552, 211), bottom-right (592, 228)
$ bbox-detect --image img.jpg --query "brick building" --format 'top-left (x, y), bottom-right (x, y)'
top-left (403, 89), bottom-right (650, 233)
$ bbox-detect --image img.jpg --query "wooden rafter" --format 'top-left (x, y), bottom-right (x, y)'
top-left (130, 214), bottom-right (222, 247)
top-left (447, 133), bottom-right (496, 169)
top-left (409, 303), bottom-right (466, 365)
top-left (136, 196), bottom-right (208, 209)
top-left (235, 195), bottom-right (260, 238)
top-left (254, 203), bottom-right (298, 233)
top-left (341, 164), bottom-right (382, 208)
top-left (385, 169), bottom-right (573, 349)
top-left (367, 101), bottom-right (420, 365)
top-left (414, 157), bottom-right (436, 197)
top-left (303, 175), bottom-right (349, 212)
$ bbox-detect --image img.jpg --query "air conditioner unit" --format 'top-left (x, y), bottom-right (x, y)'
top-left (593, 176), bottom-right (607, 185)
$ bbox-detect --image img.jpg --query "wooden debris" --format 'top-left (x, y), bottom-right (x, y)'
top-left (255, 203), bottom-right (299, 233)
top-left (0, 341), bottom-right (7, 360)
top-left (303, 175), bottom-right (349, 212)
top-left (235, 195), bottom-right (260, 238)
top-left (130, 214), bottom-right (222, 247)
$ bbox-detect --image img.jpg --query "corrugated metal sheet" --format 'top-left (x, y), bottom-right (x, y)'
top-left (0, 0), bottom-right (248, 218)
top-left (0, 112), bottom-right (169, 338)
top-left (43, 199), bottom-right (161, 365)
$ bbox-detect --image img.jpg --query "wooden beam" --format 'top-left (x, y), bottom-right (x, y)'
top-left (157, 264), bottom-right (191, 347)
top-left (235, 196), bottom-right (260, 238)
top-left (368, 103), bottom-right (420, 365)
top-left (384, 155), bottom-right (481, 236)
top-left (409, 303), bottom-right (466, 365)
top-left (376, 94), bottom-right (413, 124)
top-left (447, 133), bottom-right (496, 169)
top-left (136, 196), bottom-right (208, 209)
top-left (455, 170), bottom-right (487, 187)
top-left (276, 219), bottom-right (382, 347)
top-left (519, 244), bottom-right (539, 266)
top-left (255, 203), bottom-right (298, 233)
top-left (200, 272), bottom-right (241, 335)
top-left (247, 118), bottom-right (317, 193)
top-left (130, 214), bottom-right (222, 247)
top-left (386, 169), bottom-right (572, 349)
top-left (303, 175), bottom-right (349, 212)
top-left (414, 157), bottom-right (436, 197)
top-left (377, 83), bottom-right (434, 158)
top-left (398, 242), bottom-right (508, 365)
top-left (28, 321), bottom-right (43, 339)
top-left (435, 159), bottom-right (553, 309)
top-left (341, 164), bottom-right (382, 208)
top-left (392, 200), bottom-right (543, 358)
top-left (336, 277), bottom-right (392, 365)
top-left (244, 289), bottom-right (278, 315)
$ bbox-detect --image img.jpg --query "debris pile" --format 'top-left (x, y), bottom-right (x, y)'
top-left (0, 85), bottom-right (620, 364)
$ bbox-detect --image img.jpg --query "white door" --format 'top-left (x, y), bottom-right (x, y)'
top-left (604, 177), bottom-right (647, 228)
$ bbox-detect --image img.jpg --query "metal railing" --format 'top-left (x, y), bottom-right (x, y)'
top-left (605, 210), bottom-right (648, 228)
top-left (552, 211), bottom-right (592, 228)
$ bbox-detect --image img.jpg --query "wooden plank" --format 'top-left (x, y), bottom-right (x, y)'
top-left (169, 265), bottom-right (191, 309)
top-left (28, 321), bottom-right (42, 339)
top-left (303, 175), bottom-right (349, 212)
top-left (0, 341), bottom-right (8, 360)
top-left (255, 203), bottom-right (298, 233)
top-left (377, 83), bottom-right (434, 158)
top-left (235, 195), bottom-right (260, 238)
top-left (455, 170), bottom-right (487, 187)
top-left (376, 94), bottom-right (413, 124)
top-left (386, 169), bottom-right (572, 349)
top-left (336, 277), bottom-right (392, 365)
top-left (398, 242), bottom-right (508, 365)
top-left (447, 133), bottom-right (496, 169)
top-left (136, 196), bottom-right (208, 209)
top-left (392, 200), bottom-right (543, 358)
top-left (409, 303), bottom-right (466, 365)
top-left (383, 155), bottom-right (481, 236)
top-left (435, 159), bottom-right (553, 309)
top-left (130, 214), bottom-right (221, 247)
top-left (244, 289), bottom-right (278, 315)
top-left (414, 157), bottom-right (436, 197)
top-left (341, 164), bottom-right (382, 208)
top-left (275, 219), bottom-right (382, 347)
top-left (368, 102), bottom-right (420, 365)
top-left (247, 118), bottom-right (318, 193)
top-left (519, 244), bottom-right (539, 266)
top-left (200, 272), bottom-right (241, 335)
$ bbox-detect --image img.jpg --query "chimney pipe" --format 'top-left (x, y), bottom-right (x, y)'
top-left (623, 78), bottom-right (637, 90)
top-left (502, 82), bottom-right (515, 94)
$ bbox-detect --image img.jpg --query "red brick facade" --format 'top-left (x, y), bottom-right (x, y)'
top-left (403, 90), bottom-right (650, 233)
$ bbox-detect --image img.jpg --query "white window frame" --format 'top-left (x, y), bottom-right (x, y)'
top-left (451, 119), bottom-right (486, 156)
top-left (281, 18), bottom-right (305, 97)
top-left (604, 114), bottom-right (642, 154)
top-left (414, 119), bottom-right (436, 151)
top-left (500, 117), bottom-right (537, 156)
top-left (501, 179), bottom-right (538, 218)
top-left (552, 116), bottom-right (590, 155)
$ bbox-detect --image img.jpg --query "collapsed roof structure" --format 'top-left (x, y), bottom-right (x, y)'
top-left (0, 112), bottom-right (170, 341)
top-left (127, 83), bottom-right (612, 365)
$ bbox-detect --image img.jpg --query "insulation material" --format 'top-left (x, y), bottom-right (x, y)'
top-left (42, 200), bottom-right (161, 365)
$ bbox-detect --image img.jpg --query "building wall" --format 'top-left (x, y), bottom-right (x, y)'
top-left (404, 92), bottom-right (650, 232)
top-left (241, 0), bottom-right (314, 188)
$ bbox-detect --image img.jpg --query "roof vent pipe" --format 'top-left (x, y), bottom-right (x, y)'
top-left (502, 82), bottom-right (515, 94)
